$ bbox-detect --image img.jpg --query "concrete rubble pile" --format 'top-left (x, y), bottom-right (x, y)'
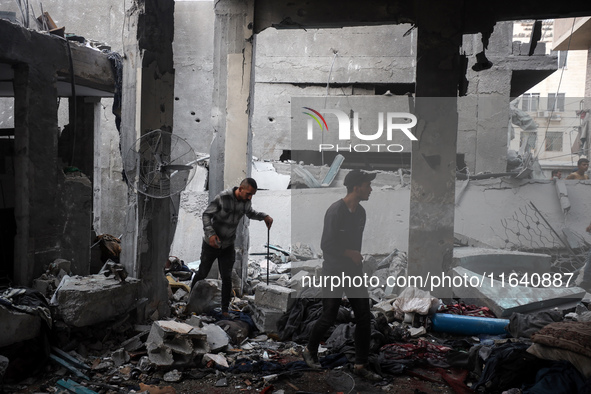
top-left (1, 245), bottom-right (591, 393)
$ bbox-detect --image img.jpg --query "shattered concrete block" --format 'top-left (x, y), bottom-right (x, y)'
top-left (173, 288), bottom-right (188, 302)
top-left (249, 304), bottom-right (284, 334)
top-left (202, 323), bottom-right (230, 353)
top-left (146, 320), bottom-right (209, 367)
top-left (291, 242), bottom-right (318, 260)
top-left (185, 315), bottom-right (202, 328)
top-left (0, 305), bottom-right (42, 347)
top-left (203, 353), bottom-right (229, 368)
top-left (163, 369), bottom-right (182, 382)
top-left (111, 348), bottom-right (130, 367)
top-left (146, 345), bottom-right (174, 367)
top-left (121, 330), bottom-right (149, 352)
top-left (255, 283), bottom-right (296, 312)
top-left (55, 275), bottom-right (141, 327)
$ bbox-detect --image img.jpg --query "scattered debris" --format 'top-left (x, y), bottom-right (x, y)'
top-left (3, 240), bottom-right (591, 393)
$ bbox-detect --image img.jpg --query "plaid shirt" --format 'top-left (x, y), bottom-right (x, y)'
top-left (202, 187), bottom-right (268, 248)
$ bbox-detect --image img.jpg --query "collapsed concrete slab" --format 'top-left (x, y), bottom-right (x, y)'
top-left (146, 320), bottom-right (209, 367)
top-left (453, 247), bottom-right (552, 275)
top-left (452, 248), bottom-right (586, 317)
top-left (249, 304), bottom-right (283, 334)
top-left (55, 275), bottom-right (141, 327)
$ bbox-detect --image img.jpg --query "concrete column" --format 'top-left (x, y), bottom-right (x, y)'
top-left (408, 5), bottom-right (463, 298)
top-left (58, 95), bottom-right (96, 276)
top-left (210, 0), bottom-right (255, 196)
top-left (210, 0), bottom-right (256, 295)
top-left (13, 64), bottom-right (61, 284)
top-left (121, 0), bottom-right (175, 320)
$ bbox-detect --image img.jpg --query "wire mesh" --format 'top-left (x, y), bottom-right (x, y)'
top-left (495, 203), bottom-right (586, 276)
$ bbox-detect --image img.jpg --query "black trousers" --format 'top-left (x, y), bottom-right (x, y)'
top-left (192, 240), bottom-right (236, 312)
top-left (307, 295), bottom-right (372, 365)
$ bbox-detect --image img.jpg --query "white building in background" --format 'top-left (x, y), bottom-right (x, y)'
top-left (510, 19), bottom-right (589, 177)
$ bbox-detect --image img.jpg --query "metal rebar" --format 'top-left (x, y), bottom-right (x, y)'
top-left (529, 201), bottom-right (584, 264)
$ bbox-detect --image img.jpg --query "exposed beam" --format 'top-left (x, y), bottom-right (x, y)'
top-left (0, 19), bottom-right (114, 96)
top-left (254, 0), bottom-right (591, 34)
top-left (56, 42), bottom-right (115, 94)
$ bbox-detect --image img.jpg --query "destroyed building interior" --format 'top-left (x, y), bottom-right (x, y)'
top-left (2, 0), bottom-right (591, 393)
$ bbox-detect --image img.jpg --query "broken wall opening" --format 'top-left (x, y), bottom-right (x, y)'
top-left (0, 128), bottom-right (15, 286)
top-left (0, 17), bottom-right (117, 285)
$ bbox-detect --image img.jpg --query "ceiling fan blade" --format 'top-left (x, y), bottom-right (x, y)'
top-left (161, 164), bottom-right (194, 171)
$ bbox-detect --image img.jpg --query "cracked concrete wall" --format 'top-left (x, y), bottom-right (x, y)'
top-left (255, 26), bottom-right (416, 84)
top-left (252, 84), bottom-right (376, 159)
top-left (0, 0), bottom-right (215, 253)
top-left (172, 0), bottom-right (214, 155)
top-left (252, 24), bottom-right (416, 161)
top-left (251, 21), bottom-right (528, 175)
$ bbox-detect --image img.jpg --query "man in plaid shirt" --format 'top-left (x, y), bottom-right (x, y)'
top-left (191, 178), bottom-right (273, 316)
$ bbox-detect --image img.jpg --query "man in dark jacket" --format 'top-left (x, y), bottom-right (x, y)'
top-left (303, 170), bottom-right (381, 381)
